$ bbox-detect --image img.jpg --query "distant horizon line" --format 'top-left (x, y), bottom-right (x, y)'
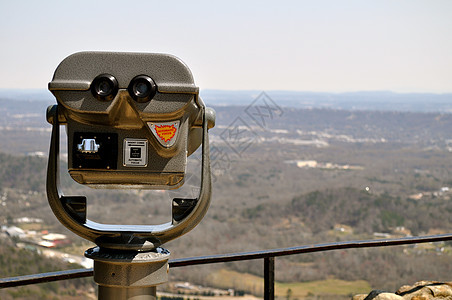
top-left (0, 88), bottom-right (451, 95)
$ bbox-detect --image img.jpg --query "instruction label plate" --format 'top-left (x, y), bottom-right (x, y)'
top-left (123, 139), bottom-right (148, 167)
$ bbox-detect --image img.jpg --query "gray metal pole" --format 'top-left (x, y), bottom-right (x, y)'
top-left (85, 247), bottom-right (170, 300)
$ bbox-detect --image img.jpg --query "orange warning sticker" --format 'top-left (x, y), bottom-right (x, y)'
top-left (148, 120), bottom-right (180, 147)
top-left (155, 124), bottom-right (177, 142)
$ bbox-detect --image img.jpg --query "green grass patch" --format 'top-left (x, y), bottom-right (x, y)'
top-left (206, 269), bottom-right (371, 298)
top-left (276, 279), bottom-right (371, 298)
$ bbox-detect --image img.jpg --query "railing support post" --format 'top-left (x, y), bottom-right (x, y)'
top-left (264, 257), bottom-right (275, 300)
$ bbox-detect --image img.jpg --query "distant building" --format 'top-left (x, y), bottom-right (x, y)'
top-left (4, 226), bottom-right (26, 238)
top-left (27, 151), bottom-right (46, 157)
top-left (334, 223), bottom-right (353, 233)
top-left (409, 193), bottom-right (423, 200)
top-left (39, 233), bottom-right (71, 248)
top-left (14, 217), bottom-right (43, 223)
top-left (296, 160), bottom-right (318, 168)
top-left (393, 226), bottom-right (412, 237)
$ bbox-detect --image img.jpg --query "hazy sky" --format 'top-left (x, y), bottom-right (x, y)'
top-left (0, 0), bottom-right (451, 93)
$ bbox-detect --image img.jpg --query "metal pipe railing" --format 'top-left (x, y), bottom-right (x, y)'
top-left (0, 268), bottom-right (93, 289)
top-left (2, 233), bottom-right (452, 298)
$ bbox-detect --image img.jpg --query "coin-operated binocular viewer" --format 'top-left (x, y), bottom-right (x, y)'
top-left (46, 52), bottom-right (215, 299)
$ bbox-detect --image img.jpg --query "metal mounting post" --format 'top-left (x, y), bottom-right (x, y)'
top-left (85, 247), bottom-right (170, 300)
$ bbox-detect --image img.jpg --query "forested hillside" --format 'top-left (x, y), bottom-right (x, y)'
top-left (242, 187), bottom-right (452, 235)
top-left (0, 239), bottom-right (94, 299)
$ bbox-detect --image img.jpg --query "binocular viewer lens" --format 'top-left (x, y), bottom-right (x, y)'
top-left (128, 75), bottom-right (157, 103)
top-left (90, 74), bottom-right (157, 103)
top-left (91, 74), bottom-right (119, 101)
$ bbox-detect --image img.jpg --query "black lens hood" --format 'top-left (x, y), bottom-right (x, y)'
top-left (128, 75), bottom-right (157, 103)
top-left (91, 74), bottom-right (118, 101)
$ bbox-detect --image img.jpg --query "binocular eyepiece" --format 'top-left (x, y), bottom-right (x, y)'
top-left (90, 74), bottom-right (119, 101)
top-left (91, 74), bottom-right (158, 103)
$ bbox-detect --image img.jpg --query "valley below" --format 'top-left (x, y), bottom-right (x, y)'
top-left (0, 97), bottom-right (451, 299)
